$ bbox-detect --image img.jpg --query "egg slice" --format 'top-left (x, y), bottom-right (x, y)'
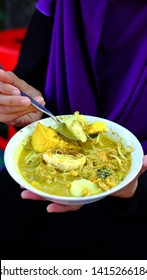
top-left (43, 153), bottom-right (86, 171)
top-left (70, 179), bottom-right (102, 197)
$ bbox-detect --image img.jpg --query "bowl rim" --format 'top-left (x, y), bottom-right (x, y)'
top-left (4, 115), bottom-right (144, 203)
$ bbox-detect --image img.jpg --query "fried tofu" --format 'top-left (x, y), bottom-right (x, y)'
top-left (32, 122), bottom-right (81, 153)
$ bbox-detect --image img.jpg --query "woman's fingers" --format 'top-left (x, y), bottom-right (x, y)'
top-left (0, 70), bottom-right (23, 96)
top-left (0, 93), bottom-right (45, 124)
top-left (4, 71), bottom-right (42, 98)
top-left (111, 179), bottom-right (138, 198)
top-left (0, 95), bottom-right (44, 111)
top-left (0, 95), bottom-right (30, 106)
top-left (0, 80), bottom-right (20, 96)
top-left (0, 69), bottom-right (45, 125)
top-left (46, 203), bottom-right (83, 213)
top-left (0, 102), bottom-right (41, 123)
top-left (0, 69), bottom-right (14, 84)
top-left (21, 190), bottom-right (46, 201)
top-left (10, 111), bottom-right (43, 126)
top-left (0, 70), bottom-right (42, 98)
top-left (21, 189), bottom-right (82, 213)
top-left (137, 155), bottom-right (147, 177)
top-left (0, 110), bottom-right (39, 124)
top-left (0, 70), bottom-right (32, 94)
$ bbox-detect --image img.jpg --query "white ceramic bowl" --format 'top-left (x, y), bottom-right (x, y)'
top-left (4, 116), bottom-right (144, 205)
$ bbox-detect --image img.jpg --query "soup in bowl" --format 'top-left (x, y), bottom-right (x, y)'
top-left (4, 113), bottom-right (144, 205)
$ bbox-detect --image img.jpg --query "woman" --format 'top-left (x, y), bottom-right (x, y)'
top-left (0, 0), bottom-right (147, 259)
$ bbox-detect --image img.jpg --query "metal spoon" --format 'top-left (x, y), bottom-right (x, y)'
top-left (20, 92), bottom-right (76, 140)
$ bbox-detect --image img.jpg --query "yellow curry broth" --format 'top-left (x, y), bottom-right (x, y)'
top-left (17, 132), bottom-right (133, 197)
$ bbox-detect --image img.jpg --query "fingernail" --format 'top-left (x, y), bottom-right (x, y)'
top-left (21, 98), bottom-right (30, 105)
top-left (46, 206), bottom-right (53, 213)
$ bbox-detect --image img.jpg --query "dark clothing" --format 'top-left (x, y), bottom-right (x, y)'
top-left (1, 167), bottom-right (147, 260)
top-left (14, 9), bottom-right (53, 96)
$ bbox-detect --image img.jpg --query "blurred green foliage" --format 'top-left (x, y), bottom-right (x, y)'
top-left (0, 149), bottom-right (4, 169)
top-left (0, 0), bottom-right (37, 30)
top-left (0, 4), bottom-right (5, 30)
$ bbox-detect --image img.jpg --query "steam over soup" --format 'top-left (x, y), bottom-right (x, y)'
top-left (17, 112), bottom-right (133, 197)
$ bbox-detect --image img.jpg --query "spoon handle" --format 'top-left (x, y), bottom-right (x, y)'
top-left (20, 92), bottom-right (58, 122)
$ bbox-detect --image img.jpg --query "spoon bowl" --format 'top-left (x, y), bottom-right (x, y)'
top-left (20, 92), bottom-right (76, 140)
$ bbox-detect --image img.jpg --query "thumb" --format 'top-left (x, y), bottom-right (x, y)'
top-left (137, 155), bottom-right (147, 178)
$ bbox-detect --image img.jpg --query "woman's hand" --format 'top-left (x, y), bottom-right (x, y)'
top-left (0, 69), bottom-right (45, 127)
top-left (112, 154), bottom-right (147, 198)
top-left (21, 190), bottom-right (82, 213)
top-left (21, 190), bottom-right (82, 212)
top-left (21, 155), bottom-right (147, 213)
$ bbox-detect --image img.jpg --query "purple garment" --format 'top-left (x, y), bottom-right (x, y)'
top-left (36, 0), bottom-right (55, 16)
top-left (36, 0), bottom-right (147, 153)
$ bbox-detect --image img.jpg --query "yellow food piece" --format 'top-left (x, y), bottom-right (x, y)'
top-left (64, 112), bottom-right (108, 142)
top-left (86, 122), bottom-right (108, 135)
top-left (70, 179), bottom-right (102, 197)
top-left (64, 116), bottom-right (87, 142)
top-left (32, 122), bottom-right (80, 153)
top-left (43, 152), bottom-right (86, 171)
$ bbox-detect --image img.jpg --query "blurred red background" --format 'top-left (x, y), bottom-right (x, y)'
top-left (0, 28), bottom-right (26, 70)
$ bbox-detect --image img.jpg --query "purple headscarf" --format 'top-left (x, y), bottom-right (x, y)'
top-left (36, 0), bottom-right (147, 153)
